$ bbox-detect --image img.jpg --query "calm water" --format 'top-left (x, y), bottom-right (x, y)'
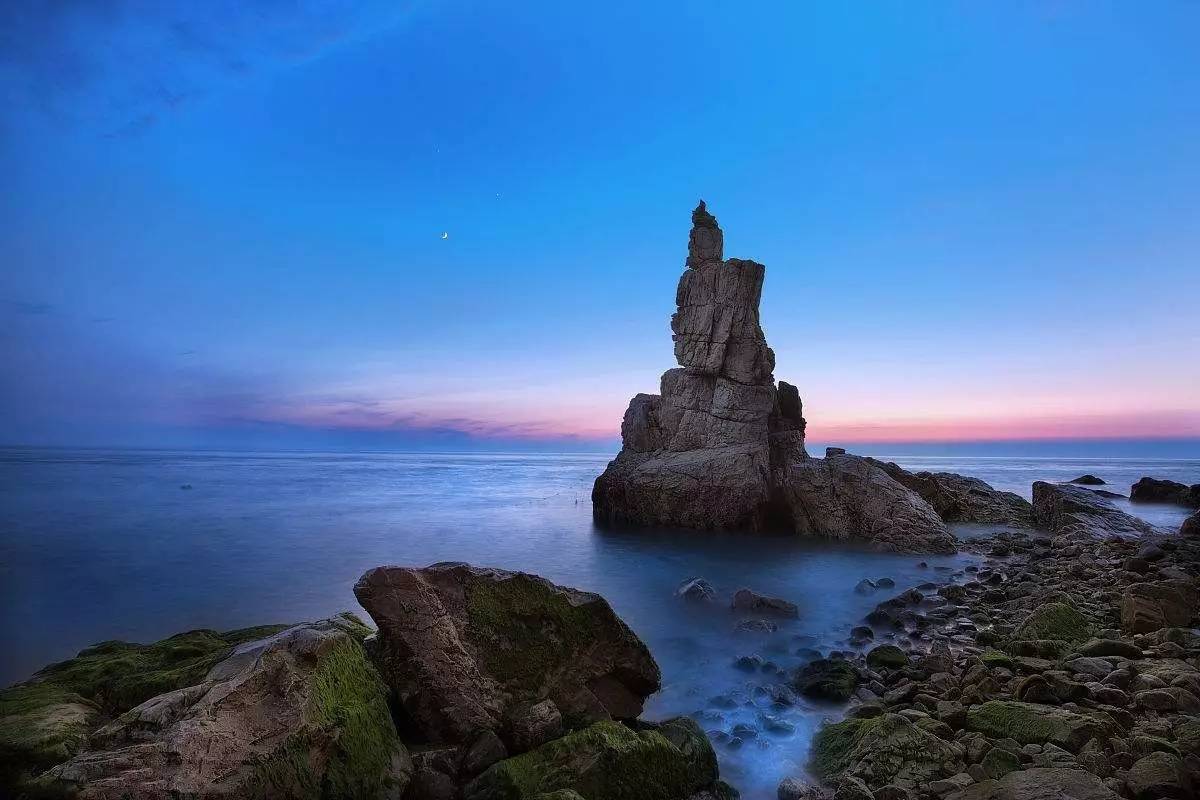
top-left (1, 448), bottom-right (1196, 796)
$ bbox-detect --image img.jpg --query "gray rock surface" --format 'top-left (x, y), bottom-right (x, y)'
top-left (942, 767), bottom-right (1119, 800)
top-left (593, 203), bottom-right (953, 553)
top-left (353, 562), bottom-right (661, 751)
top-left (865, 460), bottom-right (1033, 526)
top-left (1031, 481), bottom-right (1157, 538)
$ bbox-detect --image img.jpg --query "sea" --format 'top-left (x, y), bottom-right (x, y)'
top-left (1, 446), bottom-right (1196, 797)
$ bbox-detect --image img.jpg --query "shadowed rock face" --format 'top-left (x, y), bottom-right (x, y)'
top-left (593, 202), bottom-right (954, 553)
top-left (353, 563), bottom-right (661, 752)
top-left (865, 459), bottom-right (1034, 527)
top-left (1130, 477), bottom-right (1200, 509)
top-left (1032, 481), bottom-right (1159, 538)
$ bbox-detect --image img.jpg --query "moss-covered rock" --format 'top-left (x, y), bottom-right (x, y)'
top-left (965, 701), bottom-right (1111, 752)
top-left (34, 617), bottom-right (408, 800)
top-left (979, 649), bottom-right (1015, 670)
top-left (464, 718), bottom-right (719, 800)
top-left (865, 645), bottom-right (908, 671)
top-left (0, 620), bottom-right (293, 790)
top-left (794, 659), bottom-right (860, 701)
top-left (809, 713), bottom-right (963, 786)
top-left (354, 563), bottom-right (661, 747)
top-left (1009, 602), bottom-right (1092, 652)
top-left (0, 684), bottom-right (98, 789)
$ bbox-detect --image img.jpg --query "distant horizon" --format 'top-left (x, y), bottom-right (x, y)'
top-left (4, 436), bottom-right (1199, 460)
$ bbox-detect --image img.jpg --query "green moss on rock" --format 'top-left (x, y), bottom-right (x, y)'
top-left (795, 660), bottom-right (860, 701)
top-left (865, 645), bottom-right (908, 671)
top-left (466, 574), bottom-right (626, 691)
top-left (980, 649), bottom-right (1015, 670)
top-left (809, 713), bottom-right (962, 786)
top-left (245, 634), bottom-right (408, 800)
top-left (1010, 603), bottom-right (1092, 649)
top-left (1, 622), bottom-right (289, 790)
top-left (965, 701), bottom-right (1110, 752)
top-left (465, 719), bottom-right (717, 800)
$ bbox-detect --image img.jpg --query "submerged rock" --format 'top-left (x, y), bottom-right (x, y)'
top-left (731, 588), bottom-right (799, 618)
top-left (35, 616), bottom-right (408, 799)
top-left (353, 563), bottom-right (661, 750)
top-left (1069, 475), bottom-right (1106, 485)
top-left (1031, 481), bottom-right (1157, 538)
top-left (1130, 477), bottom-right (1200, 508)
top-left (592, 202), bottom-right (955, 553)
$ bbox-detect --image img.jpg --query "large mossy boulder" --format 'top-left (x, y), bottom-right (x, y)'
top-left (794, 659), bottom-right (860, 701)
top-left (33, 616), bottom-right (409, 800)
top-left (463, 717), bottom-right (721, 800)
top-left (809, 713), bottom-right (964, 787)
top-left (0, 621), bottom-right (293, 788)
top-left (965, 701), bottom-right (1111, 752)
top-left (942, 767), bottom-right (1119, 800)
top-left (1008, 602), bottom-right (1093, 656)
top-left (354, 563), bottom-right (661, 750)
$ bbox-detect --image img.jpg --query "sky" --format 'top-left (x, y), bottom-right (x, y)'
top-left (1, 1), bottom-right (1198, 452)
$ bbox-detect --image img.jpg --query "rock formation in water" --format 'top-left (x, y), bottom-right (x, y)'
top-left (1031, 481), bottom-right (1159, 538)
top-left (592, 202), bottom-right (955, 553)
top-left (1130, 476), bottom-right (1200, 509)
top-left (865, 459), bottom-right (1035, 527)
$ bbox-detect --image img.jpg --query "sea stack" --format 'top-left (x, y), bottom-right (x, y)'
top-left (593, 202), bottom-right (955, 553)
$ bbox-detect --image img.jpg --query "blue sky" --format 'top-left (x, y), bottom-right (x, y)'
top-left (2, 1), bottom-right (1198, 450)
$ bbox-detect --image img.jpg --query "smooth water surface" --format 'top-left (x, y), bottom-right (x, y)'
top-left (1, 448), bottom-right (1196, 797)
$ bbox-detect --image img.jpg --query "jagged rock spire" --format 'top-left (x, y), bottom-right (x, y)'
top-left (687, 200), bottom-right (723, 267)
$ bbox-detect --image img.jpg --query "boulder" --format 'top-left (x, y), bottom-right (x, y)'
top-left (865, 645), bottom-right (909, 671)
top-left (731, 588), bottom-right (799, 618)
top-left (1120, 580), bottom-right (1198, 634)
top-left (942, 767), bottom-right (1119, 800)
top-left (964, 701), bottom-right (1111, 752)
top-left (35, 617), bottom-right (409, 799)
top-left (865, 460), bottom-right (1034, 526)
top-left (354, 563), bottom-right (660, 749)
top-left (777, 453), bottom-right (956, 553)
top-left (592, 203), bottom-right (956, 553)
top-left (794, 659), bottom-right (860, 701)
top-left (809, 713), bottom-right (964, 786)
top-left (1031, 481), bottom-right (1157, 538)
top-left (1009, 602), bottom-right (1093, 654)
top-left (1069, 475), bottom-right (1106, 485)
top-left (1182, 509), bottom-right (1200, 537)
top-left (1125, 751), bottom-right (1188, 799)
top-left (463, 717), bottom-right (721, 800)
top-left (676, 577), bottom-right (717, 602)
top-left (1130, 477), bottom-right (1200, 508)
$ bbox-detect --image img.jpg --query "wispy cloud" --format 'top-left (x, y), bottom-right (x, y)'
top-left (0, 0), bottom-right (410, 135)
top-left (10, 300), bottom-right (54, 315)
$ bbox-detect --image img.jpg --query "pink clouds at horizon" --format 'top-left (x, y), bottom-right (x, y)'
top-left (203, 392), bottom-right (1200, 444)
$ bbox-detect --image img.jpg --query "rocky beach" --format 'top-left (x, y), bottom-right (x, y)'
top-left (2, 207), bottom-right (1198, 800)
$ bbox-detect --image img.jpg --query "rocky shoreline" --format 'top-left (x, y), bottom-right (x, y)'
top-left (2, 467), bottom-right (1196, 800)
